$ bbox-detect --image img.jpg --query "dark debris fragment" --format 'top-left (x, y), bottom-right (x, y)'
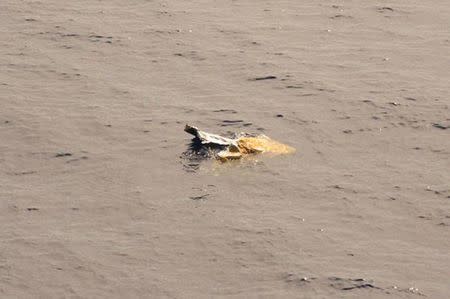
top-left (250, 75), bottom-right (277, 81)
top-left (55, 152), bottom-right (73, 157)
top-left (432, 123), bottom-right (449, 130)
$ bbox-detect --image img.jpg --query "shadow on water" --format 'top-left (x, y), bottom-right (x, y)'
top-left (180, 138), bottom-right (227, 173)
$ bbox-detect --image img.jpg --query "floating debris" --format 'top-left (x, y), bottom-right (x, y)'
top-left (189, 194), bottom-right (210, 201)
top-left (377, 7), bottom-right (394, 12)
top-left (184, 124), bottom-right (295, 161)
top-left (250, 75), bottom-right (277, 81)
top-left (329, 277), bottom-right (381, 291)
top-left (55, 152), bottom-right (72, 157)
top-left (432, 123), bottom-right (449, 130)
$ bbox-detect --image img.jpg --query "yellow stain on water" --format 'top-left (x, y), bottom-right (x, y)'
top-left (217, 135), bottom-right (295, 161)
top-left (237, 136), bottom-right (296, 155)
